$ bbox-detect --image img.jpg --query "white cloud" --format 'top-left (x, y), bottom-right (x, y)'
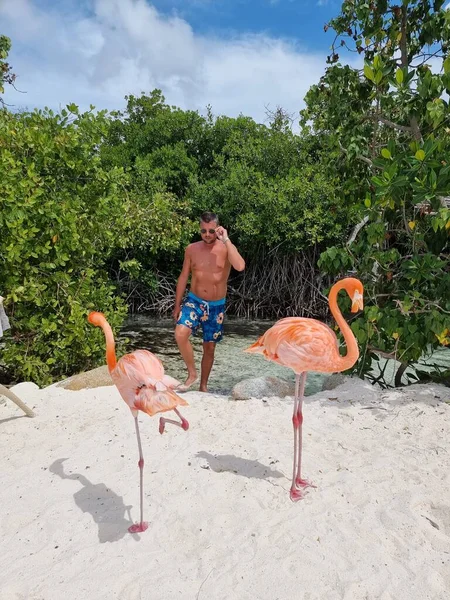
top-left (1, 0), bottom-right (330, 125)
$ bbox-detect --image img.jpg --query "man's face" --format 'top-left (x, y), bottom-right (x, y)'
top-left (200, 220), bottom-right (217, 244)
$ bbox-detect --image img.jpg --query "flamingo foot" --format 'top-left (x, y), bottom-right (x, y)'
top-left (295, 477), bottom-right (316, 490)
top-left (289, 487), bottom-right (307, 502)
top-left (159, 415), bottom-right (189, 434)
top-left (128, 521), bottom-right (149, 533)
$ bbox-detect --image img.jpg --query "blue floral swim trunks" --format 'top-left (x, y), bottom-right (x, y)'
top-left (177, 292), bottom-right (226, 343)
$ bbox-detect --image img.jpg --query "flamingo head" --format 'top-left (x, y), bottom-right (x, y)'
top-left (344, 278), bottom-right (364, 313)
top-left (334, 277), bottom-right (364, 313)
top-left (87, 311), bottom-right (107, 327)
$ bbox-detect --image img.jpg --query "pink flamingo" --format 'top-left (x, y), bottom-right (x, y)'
top-left (245, 277), bottom-right (364, 502)
top-left (88, 311), bottom-right (189, 533)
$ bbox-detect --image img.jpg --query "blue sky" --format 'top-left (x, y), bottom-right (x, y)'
top-left (1, 0), bottom-right (346, 125)
top-left (149, 1), bottom-right (337, 48)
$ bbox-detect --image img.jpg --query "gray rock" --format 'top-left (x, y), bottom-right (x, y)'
top-left (321, 373), bottom-right (351, 391)
top-left (57, 365), bottom-right (113, 391)
top-left (231, 376), bottom-right (295, 400)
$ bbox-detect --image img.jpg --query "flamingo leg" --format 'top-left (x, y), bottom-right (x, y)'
top-left (159, 408), bottom-right (189, 435)
top-left (290, 372), bottom-right (315, 502)
top-left (128, 416), bottom-right (149, 533)
top-left (289, 374), bottom-right (301, 501)
top-left (295, 372), bottom-right (315, 490)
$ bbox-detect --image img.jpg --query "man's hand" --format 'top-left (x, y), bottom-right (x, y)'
top-left (215, 226), bottom-right (229, 243)
top-left (172, 305), bottom-right (181, 322)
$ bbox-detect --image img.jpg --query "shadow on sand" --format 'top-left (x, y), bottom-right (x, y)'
top-left (196, 451), bottom-right (285, 480)
top-left (49, 458), bottom-right (143, 542)
top-left (0, 415), bottom-right (25, 425)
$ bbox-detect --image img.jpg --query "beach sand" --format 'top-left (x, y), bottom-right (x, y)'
top-left (1, 378), bottom-right (450, 600)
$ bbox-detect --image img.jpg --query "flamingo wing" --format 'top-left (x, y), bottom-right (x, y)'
top-left (246, 317), bottom-right (341, 373)
top-left (111, 350), bottom-right (166, 409)
top-left (133, 386), bottom-right (188, 417)
top-left (126, 350), bottom-right (165, 379)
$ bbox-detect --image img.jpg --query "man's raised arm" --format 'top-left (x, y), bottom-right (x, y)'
top-left (215, 226), bottom-right (245, 271)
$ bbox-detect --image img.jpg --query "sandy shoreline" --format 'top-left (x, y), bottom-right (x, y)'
top-left (1, 378), bottom-right (450, 599)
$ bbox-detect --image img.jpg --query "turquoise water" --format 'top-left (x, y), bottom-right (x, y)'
top-left (365, 347), bottom-right (450, 387)
top-left (119, 316), bottom-right (325, 396)
top-left (120, 315), bottom-right (450, 395)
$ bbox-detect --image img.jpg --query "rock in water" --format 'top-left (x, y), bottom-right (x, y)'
top-left (57, 366), bottom-right (113, 390)
top-left (231, 376), bottom-right (295, 400)
top-left (321, 373), bottom-right (350, 391)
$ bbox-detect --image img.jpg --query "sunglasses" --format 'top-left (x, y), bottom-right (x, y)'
top-left (200, 228), bottom-right (216, 234)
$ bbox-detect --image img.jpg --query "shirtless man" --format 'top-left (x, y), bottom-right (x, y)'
top-left (172, 212), bottom-right (245, 392)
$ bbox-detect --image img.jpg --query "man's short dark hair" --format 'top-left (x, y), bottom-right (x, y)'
top-left (199, 212), bottom-right (219, 225)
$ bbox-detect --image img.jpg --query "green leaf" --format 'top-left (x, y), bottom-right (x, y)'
top-left (374, 70), bottom-right (383, 85)
top-left (364, 65), bottom-right (375, 82)
top-left (415, 149), bottom-right (425, 161)
top-left (444, 56), bottom-right (450, 75)
top-left (395, 68), bottom-right (404, 84)
top-left (381, 148), bottom-right (391, 159)
top-left (328, 247), bottom-right (337, 260)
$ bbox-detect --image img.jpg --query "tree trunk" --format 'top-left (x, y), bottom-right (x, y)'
top-left (394, 362), bottom-right (408, 388)
top-left (0, 383), bottom-right (35, 417)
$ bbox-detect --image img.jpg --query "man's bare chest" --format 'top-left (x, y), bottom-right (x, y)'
top-left (191, 249), bottom-right (227, 273)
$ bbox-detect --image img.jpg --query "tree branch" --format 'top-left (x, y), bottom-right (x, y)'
top-left (357, 154), bottom-right (375, 167)
top-left (338, 141), bottom-right (376, 168)
top-left (0, 384), bottom-right (35, 417)
top-left (376, 115), bottom-right (414, 133)
top-left (394, 362), bottom-right (408, 387)
top-left (347, 216), bottom-right (369, 245)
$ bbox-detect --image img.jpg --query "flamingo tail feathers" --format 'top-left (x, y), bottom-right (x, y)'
top-left (134, 388), bottom-right (188, 417)
top-left (244, 339), bottom-right (264, 354)
top-left (161, 374), bottom-right (181, 389)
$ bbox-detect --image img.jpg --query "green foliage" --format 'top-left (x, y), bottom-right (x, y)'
top-left (0, 106), bottom-right (128, 385)
top-left (193, 159), bottom-right (342, 256)
top-left (305, 0), bottom-right (450, 385)
top-left (102, 91), bottom-right (347, 282)
top-left (101, 91), bottom-right (203, 283)
top-left (0, 35), bottom-right (15, 100)
top-left (190, 111), bottom-right (345, 255)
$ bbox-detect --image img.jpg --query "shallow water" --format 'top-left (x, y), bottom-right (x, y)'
top-left (119, 316), bottom-right (325, 396)
top-left (120, 315), bottom-right (450, 395)
top-left (369, 346), bottom-right (450, 386)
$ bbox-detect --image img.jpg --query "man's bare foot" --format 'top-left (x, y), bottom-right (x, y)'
top-left (176, 374), bottom-right (198, 392)
top-left (199, 384), bottom-right (208, 392)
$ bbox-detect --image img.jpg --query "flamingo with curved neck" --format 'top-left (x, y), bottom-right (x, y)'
top-left (245, 277), bottom-right (364, 501)
top-left (88, 311), bottom-right (189, 533)
top-left (88, 311), bottom-right (117, 371)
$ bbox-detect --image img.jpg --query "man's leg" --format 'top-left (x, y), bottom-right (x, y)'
top-left (175, 325), bottom-right (198, 388)
top-left (200, 341), bottom-right (216, 392)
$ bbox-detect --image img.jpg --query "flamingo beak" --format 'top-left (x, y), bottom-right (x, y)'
top-left (351, 290), bottom-right (364, 313)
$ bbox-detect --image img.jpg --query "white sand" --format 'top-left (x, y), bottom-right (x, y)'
top-left (1, 379), bottom-right (450, 600)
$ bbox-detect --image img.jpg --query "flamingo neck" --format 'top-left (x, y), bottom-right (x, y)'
top-left (99, 320), bottom-right (117, 372)
top-left (328, 281), bottom-right (359, 369)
